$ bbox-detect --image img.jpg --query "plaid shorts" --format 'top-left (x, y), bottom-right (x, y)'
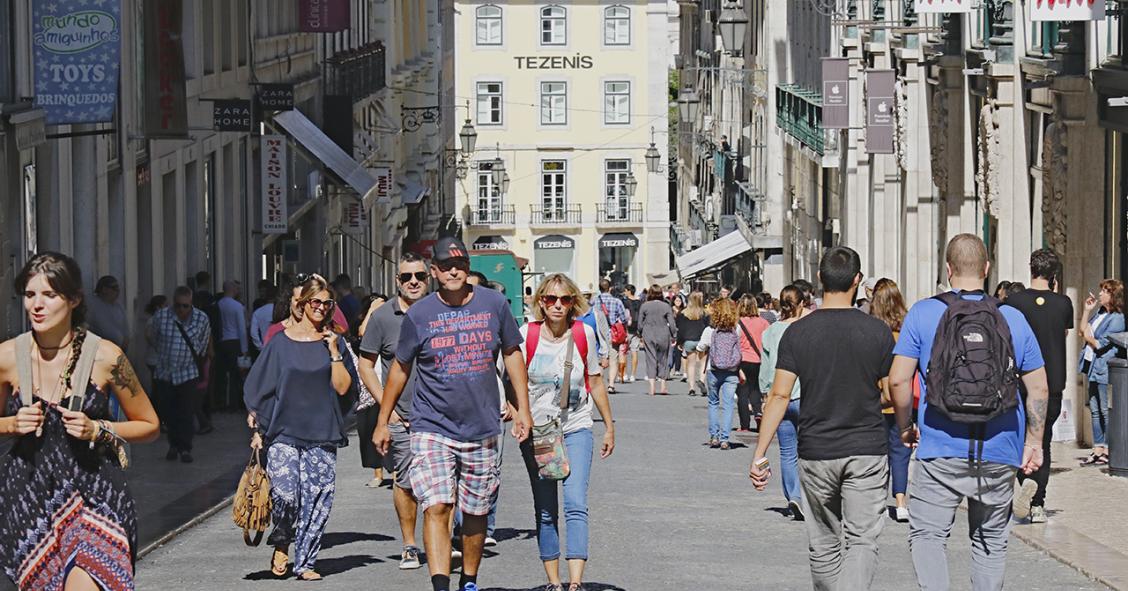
top-left (409, 432), bottom-right (500, 515)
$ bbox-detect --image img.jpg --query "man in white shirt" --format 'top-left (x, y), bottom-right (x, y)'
top-left (215, 279), bottom-right (248, 408)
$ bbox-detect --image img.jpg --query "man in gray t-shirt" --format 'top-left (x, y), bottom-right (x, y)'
top-left (358, 253), bottom-right (430, 570)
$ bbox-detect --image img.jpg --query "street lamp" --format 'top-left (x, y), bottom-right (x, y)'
top-left (677, 85), bottom-right (700, 122)
top-left (625, 171), bottom-right (638, 197)
top-left (501, 171), bottom-right (511, 194)
top-left (645, 126), bottom-right (662, 173)
top-left (718, 1), bottom-right (749, 55)
top-left (459, 118), bottom-right (477, 157)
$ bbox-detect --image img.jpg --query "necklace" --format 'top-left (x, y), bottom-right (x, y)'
top-left (33, 331), bottom-right (74, 351)
top-left (33, 343), bottom-right (69, 405)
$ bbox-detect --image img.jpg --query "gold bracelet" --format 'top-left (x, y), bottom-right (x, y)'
top-left (89, 420), bottom-right (101, 448)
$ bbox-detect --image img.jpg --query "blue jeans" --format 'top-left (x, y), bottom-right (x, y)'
top-left (885, 414), bottom-right (913, 496)
top-left (1089, 381), bottom-right (1110, 447)
top-left (778, 399), bottom-right (801, 503)
top-left (707, 369), bottom-right (739, 442)
top-left (521, 428), bottom-right (594, 561)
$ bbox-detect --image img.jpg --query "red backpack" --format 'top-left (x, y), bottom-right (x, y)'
top-left (526, 320), bottom-right (591, 391)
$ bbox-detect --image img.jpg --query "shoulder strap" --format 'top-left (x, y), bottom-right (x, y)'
top-left (559, 327), bottom-right (574, 410)
top-left (15, 333), bottom-right (34, 406)
top-left (68, 333), bottom-right (102, 412)
top-left (175, 318), bottom-right (202, 360)
top-left (932, 291), bottom-right (960, 307)
top-left (738, 319), bottom-right (761, 357)
top-left (525, 321), bottom-right (542, 367)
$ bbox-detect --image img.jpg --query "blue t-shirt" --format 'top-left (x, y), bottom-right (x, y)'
top-left (894, 291), bottom-right (1044, 467)
top-left (396, 286), bottom-right (522, 441)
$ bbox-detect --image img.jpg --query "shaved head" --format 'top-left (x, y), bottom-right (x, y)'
top-left (945, 233), bottom-right (988, 278)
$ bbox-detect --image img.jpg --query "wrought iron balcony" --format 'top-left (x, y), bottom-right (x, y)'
top-left (468, 205), bottom-right (516, 227)
top-left (324, 41), bottom-right (386, 102)
top-left (531, 204), bottom-right (582, 226)
top-left (596, 202), bottom-right (643, 225)
top-left (776, 85), bottom-right (824, 156)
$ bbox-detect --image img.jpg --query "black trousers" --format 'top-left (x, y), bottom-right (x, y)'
top-left (213, 339), bottom-right (244, 408)
top-left (736, 361), bottom-right (761, 430)
top-left (356, 405), bottom-right (383, 470)
top-left (1017, 393), bottom-right (1062, 507)
top-left (157, 378), bottom-right (200, 452)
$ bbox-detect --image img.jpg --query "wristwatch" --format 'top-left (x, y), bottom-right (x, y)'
top-left (330, 355), bottom-right (344, 363)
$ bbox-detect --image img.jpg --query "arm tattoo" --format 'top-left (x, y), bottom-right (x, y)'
top-left (1027, 397), bottom-right (1048, 435)
top-left (110, 353), bottom-right (142, 398)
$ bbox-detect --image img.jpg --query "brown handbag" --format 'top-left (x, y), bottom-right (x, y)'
top-left (232, 447), bottom-right (272, 546)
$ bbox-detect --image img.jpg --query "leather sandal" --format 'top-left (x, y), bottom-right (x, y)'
top-left (298, 571), bottom-right (323, 581)
top-left (271, 548), bottom-right (289, 577)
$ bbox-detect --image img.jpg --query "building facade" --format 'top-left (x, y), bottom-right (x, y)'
top-left (453, 0), bottom-right (672, 292)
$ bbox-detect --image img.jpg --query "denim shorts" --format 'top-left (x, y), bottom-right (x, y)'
top-left (682, 340), bottom-right (699, 356)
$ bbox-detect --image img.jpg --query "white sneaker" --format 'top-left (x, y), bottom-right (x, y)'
top-left (451, 548), bottom-right (463, 559)
top-left (895, 507), bottom-right (910, 523)
top-left (1013, 479), bottom-right (1038, 521)
top-left (484, 536), bottom-right (497, 547)
top-left (1030, 505), bottom-right (1047, 523)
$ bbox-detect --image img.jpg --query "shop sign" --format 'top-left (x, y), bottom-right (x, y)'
top-left (300, 0), bottom-right (350, 32)
top-left (865, 70), bottom-right (895, 155)
top-left (535, 235), bottom-right (575, 250)
top-left (473, 236), bottom-right (510, 250)
top-left (261, 135), bottom-right (288, 234)
top-left (11, 110), bottom-right (47, 151)
top-left (257, 83), bottom-right (294, 111)
top-left (599, 233), bottom-right (639, 249)
top-left (514, 56), bottom-right (594, 70)
top-left (341, 197), bottom-right (367, 235)
top-left (214, 99), bottom-right (252, 132)
top-left (821, 58), bottom-right (849, 130)
top-left (31, 0), bottom-right (122, 125)
top-left (143, 0), bottom-right (187, 136)
top-left (915, 0), bottom-right (974, 13)
top-left (1031, 0), bottom-right (1103, 21)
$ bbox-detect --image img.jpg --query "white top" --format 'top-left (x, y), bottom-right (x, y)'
top-left (519, 323), bottom-right (600, 434)
top-left (250, 303), bottom-right (274, 350)
top-left (217, 296), bottom-right (248, 353)
top-left (1084, 312), bottom-right (1110, 362)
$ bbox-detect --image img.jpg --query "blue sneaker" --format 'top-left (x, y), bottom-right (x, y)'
top-left (461, 584), bottom-right (479, 591)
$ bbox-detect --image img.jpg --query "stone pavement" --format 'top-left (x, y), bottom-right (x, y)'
top-left (137, 378), bottom-right (1110, 590)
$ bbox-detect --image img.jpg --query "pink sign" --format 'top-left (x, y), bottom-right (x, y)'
top-left (299, 0), bottom-right (350, 32)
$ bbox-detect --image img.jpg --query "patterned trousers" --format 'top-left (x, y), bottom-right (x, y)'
top-left (266, 443), bottom-right (337, 574)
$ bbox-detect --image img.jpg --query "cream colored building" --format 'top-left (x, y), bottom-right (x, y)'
top-left (453, 0), bottom-right (672, 292)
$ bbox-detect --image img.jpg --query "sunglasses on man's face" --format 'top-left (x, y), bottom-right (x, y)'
top-left (307, 298), bottom-right (336, 310)
top-left (399, 271), bottom-right (428, 284)
top-left (435, 259), bottom-right (469, 272)
top-left (541, 295), bottom-right (575, 307)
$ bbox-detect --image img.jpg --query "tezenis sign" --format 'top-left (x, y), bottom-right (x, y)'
top-left (514, 55), bottom-right (594, 70)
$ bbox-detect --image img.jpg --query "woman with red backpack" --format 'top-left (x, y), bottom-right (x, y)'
top-left (701, 298), bottom-right (745, 449)
top-left (519, 273), bottom-right (615, 591)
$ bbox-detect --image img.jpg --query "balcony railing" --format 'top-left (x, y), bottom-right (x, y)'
top-left (531, 204), bottom-right (582, 226)
top-left (324, 41), bottom-right (386, 102)
top-left (596, 202), bottom-right (643, 224)
top-left (469, 205), bottom-right (516, 227)
top-left (776, 85), bottom-right (824, 155)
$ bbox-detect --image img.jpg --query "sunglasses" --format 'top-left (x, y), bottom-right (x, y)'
top-left (435, 259), bottom-right (470, 272)
top-left (306, 298), bottom-right (336, 310)
top-left (541, 295), bottom-right (575, 307)
top-left (293, 272), bottom-right (326, 287)
top-left (399, 271), bottom-right (428, 283)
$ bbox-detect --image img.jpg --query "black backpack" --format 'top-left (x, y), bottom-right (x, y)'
top-left (925, 291), bottom-right (1020, 424)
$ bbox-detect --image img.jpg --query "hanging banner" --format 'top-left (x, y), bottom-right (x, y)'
top-left (261, 135), bottom-right (288, 234)
top-left (142, 0), bottom-right (187, 136)
top-left (821, 58), bottom-right (849, 130)
top-left (915, 0), bottom-right (974, 13)
top-left (257, 83), bottom-right (294, 111)
top-left (373, 167), bottom-right (394, 200)
top-left (299, 0), bottom-right (350, 32)
top-left (341, 197), bottom-right (367, 235)
top-left (1031, 0), bottom-right (1104, 21)
top-left (213, 99), bottom-right (252, 132)
top-left (865, 70), bottom-right (895, 155)
top-left (31, 0), bottom-right (122, 125)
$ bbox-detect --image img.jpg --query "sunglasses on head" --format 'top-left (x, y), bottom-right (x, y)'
top-left (293, 272), bottom-right (326, 287)
top-left (306, 298), bottom-right (335, 310)
top-left (399, 271), bottom-right (429, 283)
top-left (541, 295), bottom-right (575, 307)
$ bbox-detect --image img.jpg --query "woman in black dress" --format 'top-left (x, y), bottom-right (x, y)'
top-left (0, 252), bottom-right (159, 590)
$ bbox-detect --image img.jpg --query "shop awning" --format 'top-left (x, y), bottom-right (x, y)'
top-left (272, 110), bottom-right (377, 200)
top-left (398, 179), bottom-right (431, 205)
top-left (676, 230), bottom-right (753, 279)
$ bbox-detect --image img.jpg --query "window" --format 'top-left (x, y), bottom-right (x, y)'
top-left (476, 161), bottom-right (502, 222)
top-left (542, 161), bottom-right (567, 219)
top-left (604, 6), bottom-right (630, 45)
top-left (605, 160), bottom-right (631, 219)
top-left (604, 81), bottom-right (630, 125)
top-left (476, 82), bottom-right (503, 125)
top-left (540, 82), bottom-right (567, 125)
top-left (476, 5), bottom-right (502, 45)
top-left (540, 6), bottom-right (566, 45)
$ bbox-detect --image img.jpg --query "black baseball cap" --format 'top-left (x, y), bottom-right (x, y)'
top-left (432, 237), bottom-right (470, 263)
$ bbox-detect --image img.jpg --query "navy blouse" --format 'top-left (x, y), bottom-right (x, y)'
top-left (244, 332), bottom-right (358, 448)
